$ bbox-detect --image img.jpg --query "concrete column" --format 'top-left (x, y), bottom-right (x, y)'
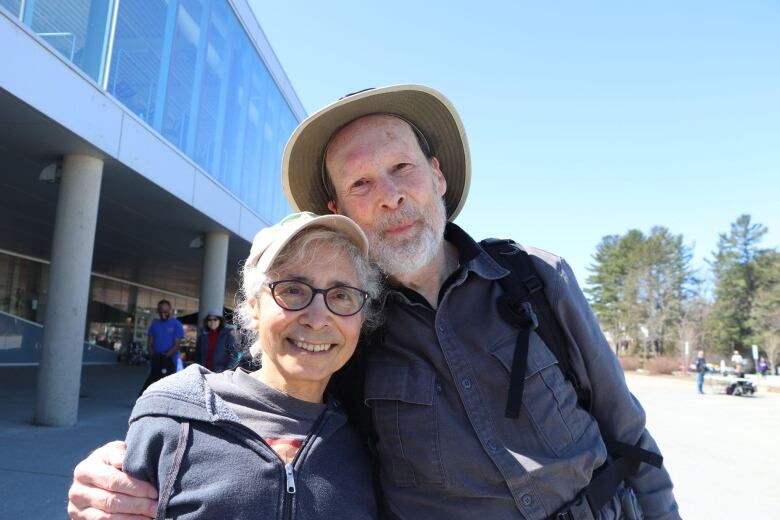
top-left (198, 231), bottom-right (229, 325)
top-left (34, 155), bottom-right (103, 426)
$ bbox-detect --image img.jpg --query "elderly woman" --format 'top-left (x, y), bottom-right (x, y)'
top-left (194, 309), bottom-right (238, 372)
top-left (123, 212), bottom-right (381, 519)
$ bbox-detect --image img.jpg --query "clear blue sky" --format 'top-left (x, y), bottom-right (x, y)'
top-left (251, 1), bottom-right (780, 286)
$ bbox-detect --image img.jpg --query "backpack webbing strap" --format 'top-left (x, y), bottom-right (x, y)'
top-left (603, 436), bottom-right (663, 469)
top-left (481, 238), bottom-right (664, 516)
top-left (481, 238), bottom-right (588, 414)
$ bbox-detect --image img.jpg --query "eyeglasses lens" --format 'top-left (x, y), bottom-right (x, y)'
top-left (271, 280), bottom-right (365, 316)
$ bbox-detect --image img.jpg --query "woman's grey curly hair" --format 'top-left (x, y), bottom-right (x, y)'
top-left (235, 226), bottom-right (383, 363)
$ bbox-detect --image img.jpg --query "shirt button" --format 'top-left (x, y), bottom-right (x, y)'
top-left (521, 494), bottom-right (532, 506)
top-left (438, 324), bottom-right (445, 332)
top-left (461, 378), bottom-right (472, 389)
top-left (486, 440), bottom-right (497, 452)
top-left (435, 383), bottom-right (443, 393)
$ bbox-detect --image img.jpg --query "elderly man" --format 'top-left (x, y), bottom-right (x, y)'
top-left (68, 85), bottom-right (679, 520)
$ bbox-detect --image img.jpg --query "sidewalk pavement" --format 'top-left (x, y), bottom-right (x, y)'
top-left (0, 364), bottom-right (148, 520)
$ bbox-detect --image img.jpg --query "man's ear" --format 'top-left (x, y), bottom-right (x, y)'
top-left (327, 200), bottom-right (341, 215)
top-left (431, 157), bottom-right (447, 197)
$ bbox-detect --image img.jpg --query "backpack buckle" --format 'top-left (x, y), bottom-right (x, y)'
top-left (553, 493), bottom-right (595, 520)
top-left (499, 297), bottom-right (539, 330)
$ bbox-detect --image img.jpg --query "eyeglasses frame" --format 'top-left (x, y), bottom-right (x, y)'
top-left (267, 279), bottom-right (369, 317)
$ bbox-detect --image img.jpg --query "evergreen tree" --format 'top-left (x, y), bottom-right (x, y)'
top-left (587, 227), bottom-right (694, 356)
top-left (706, 215), bottom-right (769, 357)
top-left (750, 251), bottom-right (780, 368)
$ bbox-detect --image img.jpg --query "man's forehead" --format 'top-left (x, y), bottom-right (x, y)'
top-left (332, 114), bottom-right (415, 144)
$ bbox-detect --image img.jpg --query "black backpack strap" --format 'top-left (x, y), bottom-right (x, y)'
top-left (554, 436), bottom-right (663, 519)
top-left (481, 238), bottom-right (664, 517)
top-left (481, 238), bottom-right (589, 414)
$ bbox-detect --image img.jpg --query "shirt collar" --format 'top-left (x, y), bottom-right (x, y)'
top-left (381, 222), bottom-right (509, 308)
top-left (444, 222), bottom-right (509, 281)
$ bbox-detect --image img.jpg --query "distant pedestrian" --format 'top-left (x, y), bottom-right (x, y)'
top-left (731, 350), bottom-right (745, 375)
top-left (194, 310), bottom-right (238, 372)
top-left (758, 356), bottom-right (769, 377)
top-left (139, 300), bottom-right (184, 395)
top-left (695, 350), bottom-right (707, 394)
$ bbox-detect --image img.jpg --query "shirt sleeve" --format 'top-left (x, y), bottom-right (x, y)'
top-left (175, 320), bottom-right (184, 339)
top-left (124, 414), bottom-right (187, 511)
top-left (552, 258), bottom-right (680, 520)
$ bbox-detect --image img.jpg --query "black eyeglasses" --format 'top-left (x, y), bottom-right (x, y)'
top-left (267, 280), bottom-right (369, 317)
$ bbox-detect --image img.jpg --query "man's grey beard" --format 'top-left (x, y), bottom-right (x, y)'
top-left (367, 196), bottom-right (447, 276)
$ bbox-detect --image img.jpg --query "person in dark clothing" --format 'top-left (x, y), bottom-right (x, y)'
top-left (194, 310), bottom-right (238, 372)
top-left (695, 350), bottom-right (707, 394)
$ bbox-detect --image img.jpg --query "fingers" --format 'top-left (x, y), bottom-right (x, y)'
top-left (73, 442), bottom-right (158, 499)
top-left (67, 441), bottom-right (158, 519)
top-left (68, 503), bottom-right (155, 520)
top-left (68, 481), bottom-right (157, 518)
top-left (102, 440), bottom-right (129, 470)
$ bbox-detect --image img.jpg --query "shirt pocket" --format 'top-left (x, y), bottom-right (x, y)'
top-left (364, 362), bottom-right (444, 487)
top-left (490, 332), bottom-right (589, 456)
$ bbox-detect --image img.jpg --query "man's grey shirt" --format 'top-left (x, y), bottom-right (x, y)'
top-left (364, 223), bottom-right (678, 520)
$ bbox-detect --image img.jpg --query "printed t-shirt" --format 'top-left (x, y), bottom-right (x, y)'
top-left (205, 369), bottom-right (325, 464)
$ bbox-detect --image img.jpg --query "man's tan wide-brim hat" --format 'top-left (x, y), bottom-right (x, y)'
top-left (282, 84), bottom-right (471, 220)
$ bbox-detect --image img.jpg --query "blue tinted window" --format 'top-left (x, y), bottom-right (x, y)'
top-left (161, 0), bottom-right (208, 150)
top-left (192, 0), bottom-right (231, 172)
top-left (0, 0), bottom-right (21, 18)
top-left (103, 0), bottom-right (300, 217)
top-left (217, 24), bottom-right (251, 194)
top-left (24, 0), bottom-right (113, 82)
top-left (107, 0), bottom-right (170, 126)
top-left (240, 67), bottom-right (270, 214)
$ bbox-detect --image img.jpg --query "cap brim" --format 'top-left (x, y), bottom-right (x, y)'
top-left (254, 214), bottom-right (369, 273)
top-left (282, 84), bottom-right (471, 220)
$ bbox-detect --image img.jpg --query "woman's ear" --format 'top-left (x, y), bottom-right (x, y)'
top-left (247, 297), bottom-right (261, 329)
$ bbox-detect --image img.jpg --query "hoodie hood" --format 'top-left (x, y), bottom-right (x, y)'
top-left (130, 364), bottom-right (241, 426)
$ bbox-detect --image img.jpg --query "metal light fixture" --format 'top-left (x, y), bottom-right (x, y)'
top-left (38, 163), bottom-right (62, 183)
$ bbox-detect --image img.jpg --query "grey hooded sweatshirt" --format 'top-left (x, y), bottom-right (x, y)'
top-left (124, 365), bottom-right (377, 520)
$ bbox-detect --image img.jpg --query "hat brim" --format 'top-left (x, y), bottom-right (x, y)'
top-left (282, 84), bottom-right (471, 220)
top-left (251, 213), bottom-right (369, 274)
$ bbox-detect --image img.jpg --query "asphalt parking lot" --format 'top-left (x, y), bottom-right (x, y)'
top-left (625, 373), bottom-right (780, 520)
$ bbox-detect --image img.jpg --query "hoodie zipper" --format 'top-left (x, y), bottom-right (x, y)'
top-left (282, 409), bottom-right (329, 520)
top-left (285, 463), bottom-right (296, 494)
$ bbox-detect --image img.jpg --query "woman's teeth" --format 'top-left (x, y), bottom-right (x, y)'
top-left (292, 339), bottom-right (333, 352)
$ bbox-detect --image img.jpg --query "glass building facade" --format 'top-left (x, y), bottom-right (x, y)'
top-left (0, 250), bottom-right (199, 364)
top-left (1, 0), bottom-right (298, 224)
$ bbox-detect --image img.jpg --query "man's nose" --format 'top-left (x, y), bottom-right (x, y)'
top-left (377, 175), bottom-right (404, 210)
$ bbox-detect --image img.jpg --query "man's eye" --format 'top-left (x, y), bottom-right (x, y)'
top-left (392, 163), bottom-right (411, 173)
top-left (280, 285), bottom-right (304, 296)
top-left (351, 179), bottom-right (369, 189)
